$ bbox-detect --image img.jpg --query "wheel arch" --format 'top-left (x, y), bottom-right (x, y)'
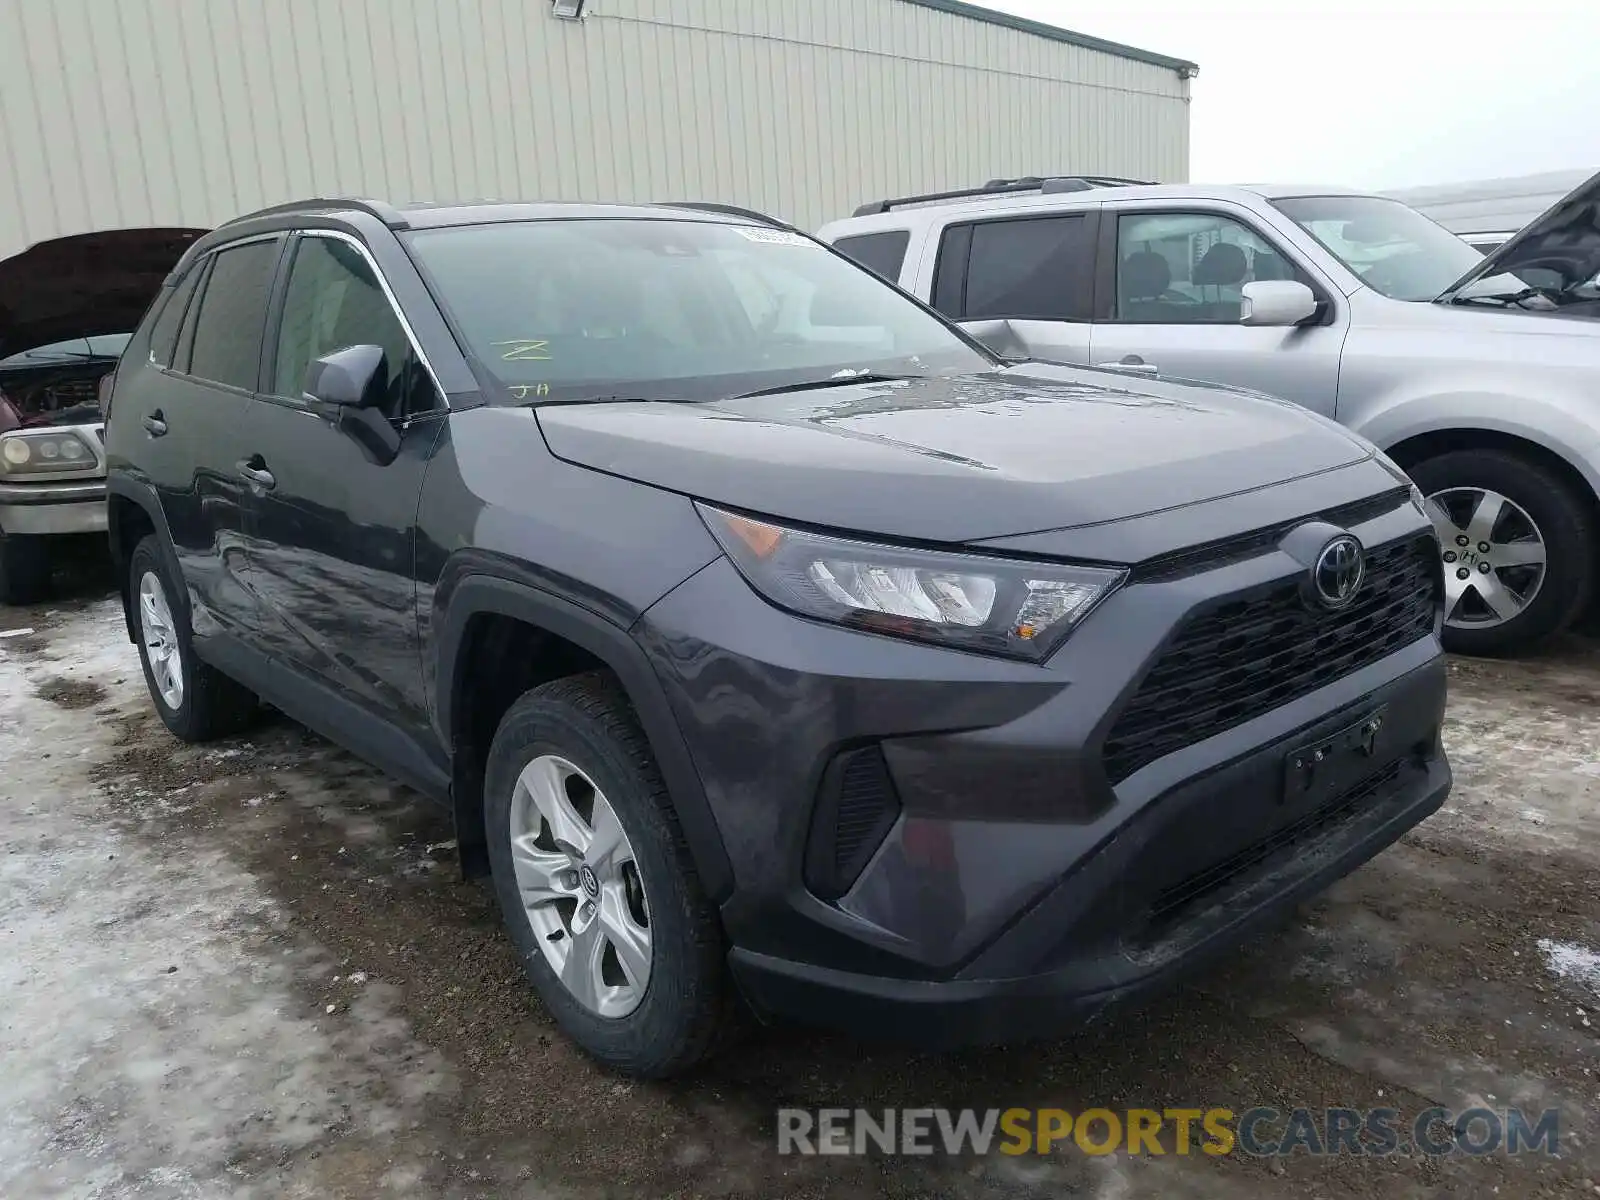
top-left (106, 477), bottom-right (181, 643)
top-left (434, 573), bottom-right (734, 901)
top-left (1382, 425), bottom-right (1600, 532)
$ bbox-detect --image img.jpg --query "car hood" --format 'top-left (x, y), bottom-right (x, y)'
top-left (0, 228), bottom-right (202, 358)
top-left (1437, 167), bottom-right (1600, 308)
top-left (534, 364), bottom-right (1374, 547)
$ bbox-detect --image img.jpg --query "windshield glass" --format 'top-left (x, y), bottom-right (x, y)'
top-left (405, 219), bottom-right (993, 402)
top-left (1273, 195), bottom-right (1491, 301)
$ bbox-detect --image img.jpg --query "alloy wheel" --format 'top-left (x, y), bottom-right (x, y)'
top-left (138, 571), bottom-right (185, 709)
top-left (508, 754), bottom-right (652, 1018)
top-left (1424, 487), bottom-right (1547, 631)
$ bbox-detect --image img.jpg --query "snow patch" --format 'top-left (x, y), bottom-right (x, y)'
top-left (1536, 938), bottom-right (1600, 1000)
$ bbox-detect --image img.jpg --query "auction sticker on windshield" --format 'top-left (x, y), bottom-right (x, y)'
top-left (740, 228), bottom-right (813, 247)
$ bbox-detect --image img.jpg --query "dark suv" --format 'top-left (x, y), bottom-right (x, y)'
top-left (105, 198), bottom-right (1451, 1078)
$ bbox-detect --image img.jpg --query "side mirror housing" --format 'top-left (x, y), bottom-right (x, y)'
top-left (1240, 281), bottom-right (1319, 327)
top-left (303, 344), bottom-right (387, 409)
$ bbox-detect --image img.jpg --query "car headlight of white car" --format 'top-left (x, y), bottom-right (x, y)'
top-left (0, 428), bottom-right (99, 474)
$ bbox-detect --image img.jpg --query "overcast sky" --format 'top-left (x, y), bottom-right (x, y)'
top-left (984, 0), bottom-right (1600, 189)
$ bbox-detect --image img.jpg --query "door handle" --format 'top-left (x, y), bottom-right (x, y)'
top-left (236, 460), bottom-right (276, 491)
top-left (1094, 357), bottom-right (1160, 376)
top-left (141, 411), bottom-right (168, 437)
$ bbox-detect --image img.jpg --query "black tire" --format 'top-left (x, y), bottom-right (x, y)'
top-left (484, 671), bottom-right (726, 1078)
top-left (1409, 449), bottom-right (1595, 656)
top-left (129, 535), bottom-right (258, 741)
top-left (0, 532), bottom-right (51, 605)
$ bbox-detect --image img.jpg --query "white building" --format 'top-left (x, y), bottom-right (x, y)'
top-left (0, 0), bottom-right (1194, 271)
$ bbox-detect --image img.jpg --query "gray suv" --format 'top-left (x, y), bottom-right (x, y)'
top-left (106, 197), bottom-right (1448, 1076)
top-left (820, 171), bottom-right (1600, 655)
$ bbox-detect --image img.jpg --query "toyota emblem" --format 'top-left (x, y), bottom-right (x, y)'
top-left (1312, 535), bottom-right (1365, 609)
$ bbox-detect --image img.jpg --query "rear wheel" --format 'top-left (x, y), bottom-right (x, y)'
top-left (1409, 449), bottom-right (1595, 656)
top-left (130, 536), bottom-right (258, 740)
top-left (0, 532), bottom-right (51, 605)
top-left (484, 671), bottom-right (725, 1078)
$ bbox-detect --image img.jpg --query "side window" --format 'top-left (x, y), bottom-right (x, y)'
top-left (187, 239), bottom-right (281, 389)
top-left (271, 236), bottom-right (432, 418)
top-left (932, 215), bottom-right (1092, 322)
top-left (147, 266), bottom-right (203, 368)
top-left (1113, 212), bottom-right (1308, 324)
top-left (832, 231), bottom-right (910, 283)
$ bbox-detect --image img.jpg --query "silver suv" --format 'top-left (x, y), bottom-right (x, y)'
top-left (818, 172), bottom-right (1600, 655)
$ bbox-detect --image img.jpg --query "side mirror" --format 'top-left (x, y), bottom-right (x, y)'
top-left (1240, 281), bottom-right (1319, 327)
top-left (304, 344), bottom-right (400, 466)
top-left (303, 344), bottom-right (387, 409)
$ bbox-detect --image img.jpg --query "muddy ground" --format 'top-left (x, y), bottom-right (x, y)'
top-left (2, 571), bottom-right (1598, 1199)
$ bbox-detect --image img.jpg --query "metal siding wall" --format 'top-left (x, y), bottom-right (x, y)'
top-left (0, 0), bottom-right (1189, 261)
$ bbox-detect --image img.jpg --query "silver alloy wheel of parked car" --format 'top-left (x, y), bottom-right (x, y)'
top-left (509, 753), bottom-right (652, 1018)
top-left (1425, 487), bottom-right (1548, 631)
top-left (137, 570), bottom-right (184, 709)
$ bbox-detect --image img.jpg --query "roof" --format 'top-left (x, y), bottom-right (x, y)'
top-left (900, 0), bottom-right (1198, 76)
top-left (222, 198), bottom-right (771, 234)
top-left (820, 182), bottom-right (1374, 232)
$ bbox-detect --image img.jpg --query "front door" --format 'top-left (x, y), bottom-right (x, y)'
top-left (238, 231), bottom-right (444, 744)
top-left (1088, 208), bottom-right (1346, 417)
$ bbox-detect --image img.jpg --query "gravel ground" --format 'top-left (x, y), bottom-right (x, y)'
top-left (2, 574), bottom-right (1598, 1199)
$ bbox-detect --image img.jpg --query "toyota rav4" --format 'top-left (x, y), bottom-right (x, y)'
top-left (104, 198), bottom-right (1451, 1077)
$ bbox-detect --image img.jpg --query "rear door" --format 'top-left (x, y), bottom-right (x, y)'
top-left (124, 235), bottom-right (283, 639)
top-left (1086, 206), bottom-right (1346, 415)
top-left (924, 210), bottom-right (1099, 365)
top-left (237, 230), bottom-right (443, 744)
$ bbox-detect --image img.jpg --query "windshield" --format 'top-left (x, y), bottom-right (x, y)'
top-left (1273, 195), bottom-right (1490, 301)
top-left (404, 219), bottom-right (993, 402)
top-left (0, 332), bottom-right (131, 371)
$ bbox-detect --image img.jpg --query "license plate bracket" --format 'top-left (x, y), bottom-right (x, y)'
top-left (1283, 706), bottom-right (1388, 808)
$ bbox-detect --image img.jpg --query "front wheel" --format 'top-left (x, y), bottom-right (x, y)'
top-left (484, 671), bottom-right (726, 1078)
top-left (1409, 449), bottom-right (1595, 656)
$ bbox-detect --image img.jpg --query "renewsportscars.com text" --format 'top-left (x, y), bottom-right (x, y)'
top-left (776, 1106), bottom-right (1561, 1158)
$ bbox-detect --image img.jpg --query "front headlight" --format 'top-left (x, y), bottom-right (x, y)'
top-left (697, 504), bottom-right (1125, 662)
top-left (0, 428), bottom-right (98, 474)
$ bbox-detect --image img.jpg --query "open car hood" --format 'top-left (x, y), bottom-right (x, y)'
top-left (1437, 167), bottom-right (1600, 304)
top-left (0, 227), bottom-right (203, 359)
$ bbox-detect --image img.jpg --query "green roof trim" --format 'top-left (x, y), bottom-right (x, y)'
top-left (900, 0), bottom-right (1199, 76)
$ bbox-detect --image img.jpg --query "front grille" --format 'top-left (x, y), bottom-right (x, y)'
top-left (1104, 535), bottom-right (1439, 783)
top-left (1146, 760), bottom-right (1406, 927)
top-left (1133, 487), bottom-right (1408, 583)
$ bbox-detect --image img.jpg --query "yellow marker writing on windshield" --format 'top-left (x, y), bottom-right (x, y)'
top-left (494, 339), bottom-right (552, 361)
top-left (509, 383), bottom-right (551, 399)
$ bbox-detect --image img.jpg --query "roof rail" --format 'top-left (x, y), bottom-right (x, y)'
top-left (852, 175), bottom-right (1154, 216)
top-left (224, 196), bottom-right (411, 230)
top-left (655, 201), bottom-right (796, 230)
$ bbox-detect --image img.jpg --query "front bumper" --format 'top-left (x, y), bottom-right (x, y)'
top-left (633, 495), bottom-right (1449, 1047)
top-left (0, 480), bottom-right (107, 535)
top-left (726, 677), bottom-right (1446, 1047)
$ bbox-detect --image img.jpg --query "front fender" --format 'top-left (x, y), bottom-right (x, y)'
top-left (1348, 391), bottom-right (1600, 500)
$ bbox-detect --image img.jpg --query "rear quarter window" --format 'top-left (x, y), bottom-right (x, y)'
top-left (146, 266), bottom-right (204, 368)
top-left (831, 230), bottom-right (911, 283)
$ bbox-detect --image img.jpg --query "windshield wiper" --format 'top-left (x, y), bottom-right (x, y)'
top-left (1446, 286), bottom-right (1559, 310)
top-left (734, 372), bottom-right (914, 400)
